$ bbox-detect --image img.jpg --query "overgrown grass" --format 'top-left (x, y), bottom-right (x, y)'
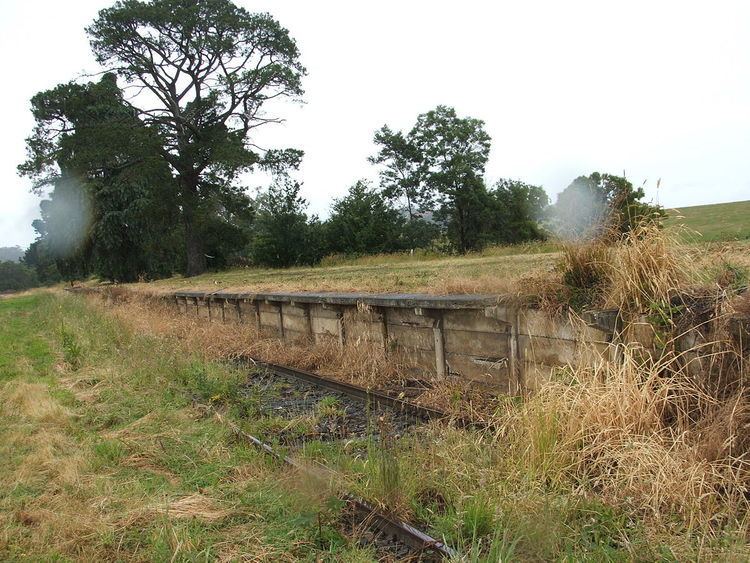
top-left (532, 222), bottom-right (749, 315)
top-left (97, 287), bottom-right (750, 560)
top-left (0, 293), bottom-right (374, 561)
top-left (126, 243), bottom-right (560, 296)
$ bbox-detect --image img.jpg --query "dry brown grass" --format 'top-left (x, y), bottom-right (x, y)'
top-left (525, 223), bottom-right (716, 318)
top-left (103, 292), bottom-right (412, 389)
top-left (122, 494), bottom-right (235, 527)
top-left (119, 249), bottom-right (559, 297)
top-left (604, 224), bottom-right (692, 313)
top-left (497, 334), bottom-right (750, 530)
top-left (0, 378), bottom-right (97, 558)
top-left (1, 381), bottom-right (70, 425)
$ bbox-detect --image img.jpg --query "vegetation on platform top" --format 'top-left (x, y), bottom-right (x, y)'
top-left (135, 242), bottom-right (560, 295)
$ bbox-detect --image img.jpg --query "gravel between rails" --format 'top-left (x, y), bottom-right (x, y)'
top-left (240, 366), bottom-right (425, 446)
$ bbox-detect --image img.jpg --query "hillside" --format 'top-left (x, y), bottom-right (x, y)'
top-left (666, 200), bottom-right (750, 241)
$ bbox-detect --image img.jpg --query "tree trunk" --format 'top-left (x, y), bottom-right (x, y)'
top-left (180, 174), bottom-right (206, 277)
top-left (457, 203), bottom-right (467, 253)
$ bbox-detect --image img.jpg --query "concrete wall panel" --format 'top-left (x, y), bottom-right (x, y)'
top-left (446, 353), bottom-right (512, 388)
top-left (346, 319), bottom-right (385, 344)
top-left (281, 303), bottom-right (308, 317)
top-left (259, 308), bottom-right (282, 335)
top-left (237, 300), bottom-right (258, 325)
top-left (282, 312), bottom-right (310, 335)
top-left (443, 309), bottom-right (510, 333)
top-left (311, 315), bottom-right (340, 338)
top-left (388, 324), bottom-right (434, 350)
top-left (310, 304), bottom-right (342, 320)
top-left (208, 300), bottom-right (224, 322)
top-left (387, 308), bottom-right (435, 328)
top-left (197, 298), bottom-right (210, 319)
top-left (444, 329), bottom-right (509, 358)
top-left (223, 300), bottom-right (240, 322)
top-left (519, 335), bottom-right (576, 366)
top-left (519, 309), bottom-right (610, 342)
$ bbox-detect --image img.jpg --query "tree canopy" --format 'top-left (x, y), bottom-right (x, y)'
top-left (0, 261), bottom-right (38, 292)
top-left (86, 0), bottom-right (304, 276)
top-left (370, 106), bottom-right (548, 253)
top-left (20, 0), bottom-right (305, 278)
top-left (17, 0), bottom-right (668, 280)
top-left (326, 181), bottom-right (408, 255)
top-left (549, 172), bottom-right (664, 239)
top-left (19, 75), bottom-right (183, 282)
top-left (249, 177), bottom-right (319, 268)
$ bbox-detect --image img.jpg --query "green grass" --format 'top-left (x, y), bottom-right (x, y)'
top-left (666, 199), bottom-right (750, 241)
top-left (4, 292), bottom-right (747, 561)
top-left (0, 292), bottom-right (373, 561)
top-left (131, 241), bottom-right (560, 295)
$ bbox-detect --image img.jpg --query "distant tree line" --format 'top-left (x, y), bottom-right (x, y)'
top-left (15, 0), bottom-right (662, 284)
top-left (0, 247), bottom-right (37, 292)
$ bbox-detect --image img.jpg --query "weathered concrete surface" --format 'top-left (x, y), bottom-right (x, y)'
top-left (169, 290), bottom-right (620, 393)
top-left (197, 298), bottom-right (210, 319)
top-left (237, 300), bottom-right (259, 326)
top-left (75, 286), bottom-right (750, 394)
top-left (258, 301), bottom-right (283, 336)
top-left (175, 290), bottom-right (500, 310)
top-left (208, 298), bottom-right (224, 322)
top-left (223, 299), bottom-right (240, 322)
top-left (281, 303), bottom-right (311, 342)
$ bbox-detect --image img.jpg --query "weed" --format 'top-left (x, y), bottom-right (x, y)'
top-left (646, 299), bottom-right (685, 348)
top-left (715, 260), bottom-right (749, 291)
top-left (92, 439), bottom-right (127, 467)
top-left (461, 495), bottom-right (495, 541)
top-left (452, 527), bottom-right (521, 563)
top-left (60, 323), bottom-right (84, 370)
top-left (316, 396), bottom-right (344, 418)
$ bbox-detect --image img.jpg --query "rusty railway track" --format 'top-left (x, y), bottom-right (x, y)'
top-left (207, 404), bottom-right (456, 561)
top-left (68, 286), bottom-right (467, 557)
top-left (236, 355), bottom-right (489, 431)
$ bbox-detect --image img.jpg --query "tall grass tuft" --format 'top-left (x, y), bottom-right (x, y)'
top-left (500, 336), bottom-right (749, 531)
top-left (535, 221), bottom-right (694, 316)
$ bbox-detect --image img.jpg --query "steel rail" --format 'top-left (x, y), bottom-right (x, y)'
top-left (238, 356), bottom-right (490, 431)
top-left (239, 356), bottom-right (444, 418)
top-left (206, 404), bottom-right (455, 561)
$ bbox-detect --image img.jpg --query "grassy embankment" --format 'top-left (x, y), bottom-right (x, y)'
top-left (3, 289), bottom-right (748, 560)
top-left (127, 200), bottom-right (749, 296)
top-left (665, 199), bottom-right (750, 242)
top-left (0, 293), bottom-right (373, 561)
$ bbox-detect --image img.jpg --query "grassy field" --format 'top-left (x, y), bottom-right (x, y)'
top-left (122, 200), bottom-right (749, 296)
top-left (130, 238), bottom-right (750, 298)
top-left (666, 199), bottom-right (750, 241)
top-left (0, 292), bottom-right (373, 561)
top-left (133, 242), bottom-right (560, 296)
top-left (2, 291), bottom-right (747, 560)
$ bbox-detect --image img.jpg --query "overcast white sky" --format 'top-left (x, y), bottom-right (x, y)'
top-left (1, 0), bottom-right (749, 249)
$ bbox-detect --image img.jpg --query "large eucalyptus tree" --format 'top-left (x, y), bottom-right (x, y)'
top-left (86, 0), bottom-right (306, 275)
